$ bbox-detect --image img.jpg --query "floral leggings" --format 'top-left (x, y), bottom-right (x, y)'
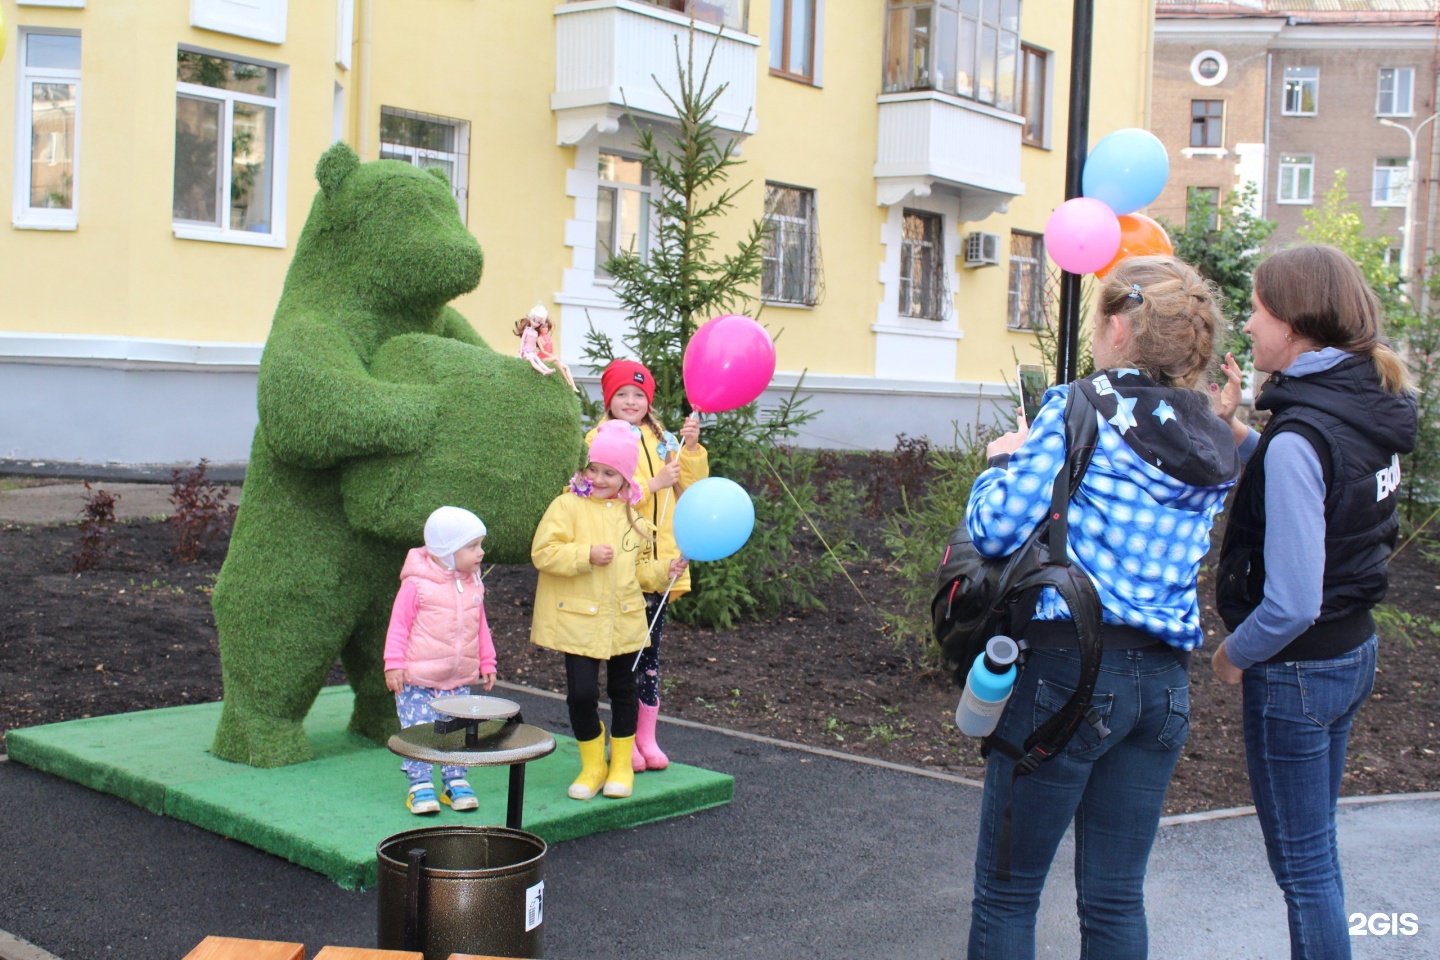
top-left (395, 683), bottom-right (472, 785)
top-left (635, 592), bottom-right (669, 706)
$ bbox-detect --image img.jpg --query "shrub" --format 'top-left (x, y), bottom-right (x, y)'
top-left (169, 460), bottom-right (237, 562)
top-left (72, 482), bottom-right (120, 573)
top-left (880, 421), bottom-right (996, 663)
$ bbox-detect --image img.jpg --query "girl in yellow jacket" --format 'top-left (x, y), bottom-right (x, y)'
top-left (531, 418), bottom-right (687, 800)
top-left (588, 359), bottom-right (709, 773)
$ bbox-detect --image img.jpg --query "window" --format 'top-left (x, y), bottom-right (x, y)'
top-left (581, 0), bottom-right (748, 31)
top-left (883, 0), bottom-right (1023, 113)
top-left (1187, 187), bottom-right (1221, 231)
top-left (899, 209), bottom-right (947, 320)
top-left (1377, 68), bottom-right (1414, 117)
top-left (770, 0), bottom-right (817, 82)
top-left (1373, 158), bottom-right (1410, 208)
top-left (14, 32), bottom-right (80, 229)
top-left (595, 153), bottom-right (653, 279)
top-left (1190, 100), bottom-right (1223, 148)
top-left (380, 107), bottom-right (470, 224)
top-left (1278, 154), bottom-right (1314, 204)
top-left (1007, 231), bottom-right (1044, 330)
top-left (1189, 49), bottom-right (1228, 87)
top-left (1282, 66), bottom-right (1318, 116)
top-left (173, 50), bottom-right (284, 245)
top-left (762, 184), bottom-right (822, 305)
top-left (1019, 44), bottom-right (1046, 146)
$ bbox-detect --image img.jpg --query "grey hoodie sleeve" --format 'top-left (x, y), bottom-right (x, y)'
top-left (1224, 431), bottom-right (1327, 669)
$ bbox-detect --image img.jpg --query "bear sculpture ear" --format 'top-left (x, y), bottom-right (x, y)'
top-left (425, 166), bottom-right (452, 187)
top-left (316, 142), bottom-right (361, 198)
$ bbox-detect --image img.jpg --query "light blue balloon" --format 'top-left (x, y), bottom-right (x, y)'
top-left (1082, 128), bottom-right (1170, 216)
top-left (672, 477), bottom-right (756, 562)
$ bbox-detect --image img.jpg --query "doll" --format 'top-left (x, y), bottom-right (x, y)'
top-left (514, 303), bottom-right (557, 377)
top-left (535, 310), bottom-right (579, 392)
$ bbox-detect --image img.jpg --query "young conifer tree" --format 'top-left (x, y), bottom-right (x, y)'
top-left (582, 30), bottom-right (829, 628)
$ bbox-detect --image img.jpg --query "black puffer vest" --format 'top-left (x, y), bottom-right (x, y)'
top-left (1217, 353), bottom-right (1418, 662)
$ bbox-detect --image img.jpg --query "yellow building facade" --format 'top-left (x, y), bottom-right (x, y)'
top-left (0, 0), bottom-right (1152, 465)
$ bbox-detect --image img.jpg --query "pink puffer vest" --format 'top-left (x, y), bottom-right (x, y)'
top-left (399, 547), bottom-right (486, 690)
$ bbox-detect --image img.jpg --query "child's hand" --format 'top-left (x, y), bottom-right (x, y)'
top-left (384, 669), bottom-right (407, 694)
top-left (648, 459), bottom-right (682, 492)
top-left (668, 557), bottom-right (688, 578)
top-left (680, 415), bottom-right (701, 450)
top-left (480, 672), bottom-right (496, 691)
top-left (590, 544), bottom-right (615, 566)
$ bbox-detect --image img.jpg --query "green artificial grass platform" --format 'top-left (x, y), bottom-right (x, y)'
top-left (6, 687), bottom-right (733, 889)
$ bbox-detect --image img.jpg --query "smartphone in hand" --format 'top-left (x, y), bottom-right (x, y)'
top-left (1017, 363), bottom-right (1048, 423)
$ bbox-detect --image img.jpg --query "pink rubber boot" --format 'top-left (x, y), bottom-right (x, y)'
top-left (631, 737), bottom-right (647, 773)
top-left (635, 701), bottom-right (669, 770)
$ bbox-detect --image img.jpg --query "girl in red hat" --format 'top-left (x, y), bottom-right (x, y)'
top-left (589, 359), bottom-right (709, 772)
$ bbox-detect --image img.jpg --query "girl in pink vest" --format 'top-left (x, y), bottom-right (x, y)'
top-left (384, 506), bottom-right (497, 815)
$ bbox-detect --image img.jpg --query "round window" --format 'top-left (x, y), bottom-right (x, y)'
top-left (1190, 50), bottom-right (1228, 87)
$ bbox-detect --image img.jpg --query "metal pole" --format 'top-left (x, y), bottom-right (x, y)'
top-left (1057, 0), bottom-right (1096, 386)
top-left (507, 763), bottom-right (526, 829)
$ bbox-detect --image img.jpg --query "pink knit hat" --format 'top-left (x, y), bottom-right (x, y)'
top-left (587, 419), bottom-right (639, 485)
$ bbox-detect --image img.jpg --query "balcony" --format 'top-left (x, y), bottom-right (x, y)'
top-left (551, 0), bottom-right (760, 146)
top-left (873, 91), bottom-right (1024, 218)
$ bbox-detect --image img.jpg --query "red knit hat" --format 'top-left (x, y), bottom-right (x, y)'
top-left (601, 359), bottom-right (655, 411)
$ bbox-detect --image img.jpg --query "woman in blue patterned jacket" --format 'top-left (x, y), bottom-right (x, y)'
top-left (964, 256), bottom-right (1240, 960)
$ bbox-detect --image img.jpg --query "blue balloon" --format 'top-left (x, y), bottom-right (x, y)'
top-left (1082, 128), bottom-right (1170, 216)
top-left (672, 477), bottom-right (755, 562)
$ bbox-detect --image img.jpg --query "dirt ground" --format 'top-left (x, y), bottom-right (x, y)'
top-left (2, 480), bottom-right (1438, 816)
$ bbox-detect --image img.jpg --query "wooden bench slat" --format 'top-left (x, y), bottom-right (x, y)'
top-left (182, 936), bottom-right (304, 960)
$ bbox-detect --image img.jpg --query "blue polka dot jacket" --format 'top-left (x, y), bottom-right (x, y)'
top-left (967, 368), bottom-right (1240, 651)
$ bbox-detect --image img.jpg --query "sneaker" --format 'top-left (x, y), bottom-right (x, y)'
top-left (407, 783), bottom-right (440, 815)
top-left (443, 779), bottom-right (479, 812)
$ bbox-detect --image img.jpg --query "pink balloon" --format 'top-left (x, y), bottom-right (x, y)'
top-left (1044, 198), bottom-right (1123, 275)
top-left (683, 314), bottom-right (776, 413)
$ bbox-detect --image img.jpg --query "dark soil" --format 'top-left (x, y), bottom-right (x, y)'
top-left (3, 470), bottom-right (1438, 816)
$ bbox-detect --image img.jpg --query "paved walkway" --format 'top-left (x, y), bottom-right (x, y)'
top-left (1, 486), bottom-right (1438, 959)
top-left (0, 481), bottom-right (241, 526)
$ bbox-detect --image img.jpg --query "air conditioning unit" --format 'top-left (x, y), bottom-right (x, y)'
top-left (964, 232), bottom-right (1001, 268)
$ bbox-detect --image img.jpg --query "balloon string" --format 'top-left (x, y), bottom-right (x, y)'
top-left (756, 449), bottom-right (881, 623)
top-left (632, 571), bottom-right (681, 672)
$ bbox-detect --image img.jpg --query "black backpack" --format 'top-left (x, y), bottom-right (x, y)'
top-left (932, 387), bottom-right (1106, 878)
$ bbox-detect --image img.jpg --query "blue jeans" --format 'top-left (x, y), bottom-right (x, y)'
top-left (1242, 635), bottom-right (1377, 960)
top-left (968, 647), bottom-right (1190, 960)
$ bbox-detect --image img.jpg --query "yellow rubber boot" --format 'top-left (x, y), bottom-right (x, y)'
top-left (568, 723), bottom-right (608, 800)
top-left (604, 735), bottom-right (636, 798)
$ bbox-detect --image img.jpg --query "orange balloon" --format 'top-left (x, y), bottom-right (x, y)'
top-left (1094, 213), bottom-right (1173, 279)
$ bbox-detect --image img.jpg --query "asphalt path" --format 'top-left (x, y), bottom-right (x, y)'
top-left (1, 685), bottom-right (1438, 959)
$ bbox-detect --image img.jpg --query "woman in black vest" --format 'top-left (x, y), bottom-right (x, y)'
top-left (1212, 245), bottom-right (1417, 960)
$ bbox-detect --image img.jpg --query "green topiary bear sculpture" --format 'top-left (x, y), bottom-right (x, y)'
top-left (211, 143), bottom-right (582, 767)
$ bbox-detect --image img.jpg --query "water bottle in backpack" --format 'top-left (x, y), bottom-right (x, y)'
top-left (954, 635), bottom-right (1021, 737)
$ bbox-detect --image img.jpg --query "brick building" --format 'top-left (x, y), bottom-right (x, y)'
top-left (1152, 1), bottom-right (1439, 289)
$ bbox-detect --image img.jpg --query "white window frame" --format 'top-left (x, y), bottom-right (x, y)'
top-left (379, 107), bottom-right (470, 225)
top-left (762, 183), bottom-right (820, 306)
top-left (898, 207), bottom-right (949, 321)
top-left (172, 46), bottom-right (289, 249)
top-left (1282, 66), bottom-right (1318, 117)
top-left (336, 0), bottom-right (354, 69)
top-left (1373, 158), bottom-right (1409, 208)
top-left (1377, 67), bottom-right (1414, 118)
top-left (594, 151), bottom-right (654, 282)
top-left (1006, 230), bottom-right (1045, 331)
top-left (1278, 154), bottom-right (1314, 205)
top-left (1019, 42), bottom-right (1050, 148)
top-left (13, 28), bottom-right (82, 231)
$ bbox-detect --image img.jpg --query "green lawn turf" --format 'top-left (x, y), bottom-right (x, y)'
top-left (5, 687), bottom-right (733, 889)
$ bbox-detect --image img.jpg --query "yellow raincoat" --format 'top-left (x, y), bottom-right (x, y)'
top-left (584, 421), bottom-right (708, 597)
top-left (529, 490), bottom-right (672, 659)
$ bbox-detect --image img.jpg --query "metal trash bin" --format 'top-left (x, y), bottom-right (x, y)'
top-left (377, 825), bottom-right (547, 960)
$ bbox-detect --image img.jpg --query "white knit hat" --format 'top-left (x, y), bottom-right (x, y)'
top-left (423, 506), bottom-right (487, 569)
top-left (526, 302), bottom-right (548, 323)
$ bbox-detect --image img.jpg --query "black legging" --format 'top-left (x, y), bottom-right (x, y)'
top-left (564, 651), bottom-right (638, 741)
top-left (635, 592), bottom-right (668, 706)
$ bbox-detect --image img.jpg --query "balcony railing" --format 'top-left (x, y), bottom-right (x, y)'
top-left (552, 0), bottom-right (760, 145)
